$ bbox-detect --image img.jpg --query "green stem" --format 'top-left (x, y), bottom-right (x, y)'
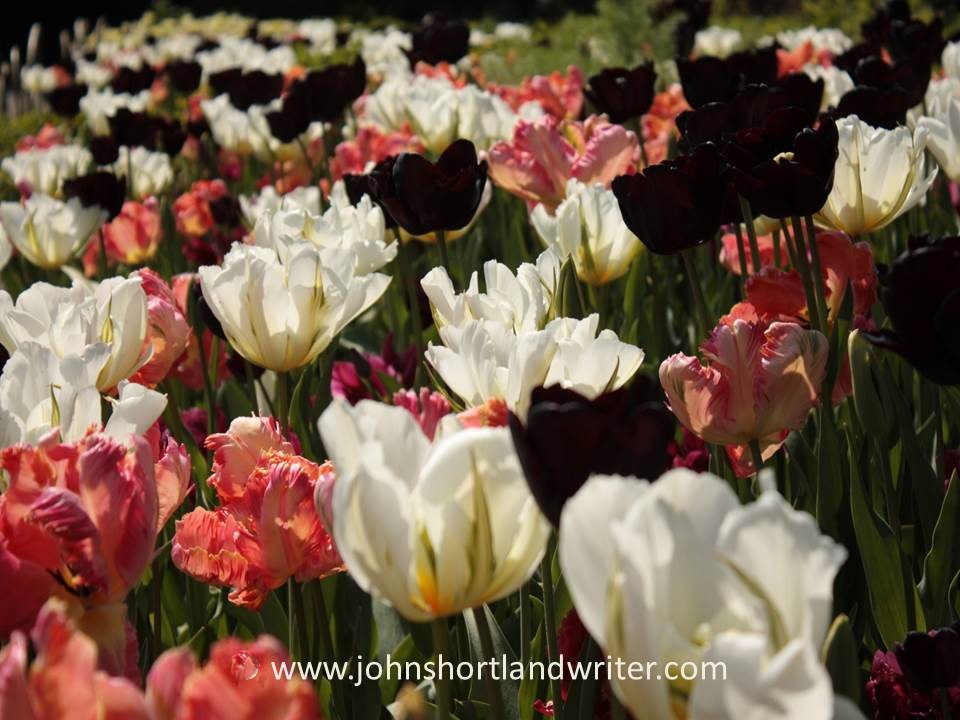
top-left (738, 195), bottom-right (763, 273)
top-left (152, 557), bottom-right (163, 660)
top-left (432, 618), bottom-right (452, 720)
top-left (772, 228), bottom-right (782, 269)
top-left (680, 249), bottom-right (712, 341)
top-left (313, 580), bottom-right (343, 718)
top-left (471, 606), bottom-right (505, 720)
top-left (288, 579), bottom-right (306, 661)
top-left (541, 537), bottom-right (563, 720)
top-left (789, 216), bottom-right (826, 336)
top-left (749, 438), bottom-right (764, 475)
top-left (276, 371), bottom-right (291, 435)
top-left (939, 687), bottom-right (954, 720)
top-left (934, 383), bottom-right (944, 483)
top-left (396, 241), bottom-right (425, 385)
top-left (436, 229), bottom-right (453, 284)
top-left (804, 215), bottom-right (830, 332)
top-left (733, 221), bottom-right (749, 280)
top-left (519, 584), bottom-right (531, 666)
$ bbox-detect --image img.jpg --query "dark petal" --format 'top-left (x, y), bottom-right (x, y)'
top-left (191, 280), bottom-right (226, 340)
top-left (62, 172), bottom-right (126, 220)
top-left (110, 66), bottom-right (156, 94)
top-left (585, 63), bottom-right (656, 123)
top-left (895, 631), bottom-right (938, 693)
top-left (165, 60), bottom-right (202, 93)
top-left (46, 84), bottom-right (87, 117)
top-left (776, 73), bottom-right (824, 121)
top-left (89, 135), bottom-right (120, 165)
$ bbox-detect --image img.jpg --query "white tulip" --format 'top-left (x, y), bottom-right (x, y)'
top-left (0, 194), bottom-right (105, 270)
top-left (774, 26), bottom-right (852, 57)
top-left (918, 96), bottom-right (960, 181)
top-left (195, 36), bottom-right (295, 80)
top-left (113, 146), bottom-right (174, 198)
top-left (421, 246), bottom-right (561, 334)
top-left (199, 240), bottom-right (390, 372)
top-left (531, 178), bottom-right (643, 286)
top-left (74, 59), bottom-right (113, 89)
top-left (403, 78), bottom-right (460, 154)
top-left (201, 95), bottom-right (323, 163)
top-left (0, 277), bottom-right (149, 392)
top-left (559, 469), bottom-right (848, 720)
top-left (2, 144), bottom-right (93, 196)
top-left (456, 85), bottom-right (520, 150)
top-left (240, 185), bottom-right (323, 226)
top-left (815, 116), bottom-right (937, 236)
top-left (318, 399), bottom-right (550, 621)
top-left (20, 65), bottom-right (60, 94)
top-left (251, 186), bottom-right (396, 275)
top-left (0, 341), bottom-right (165, 447)
top-left (944, 41), bottom-right (960, 80)
top-left (693, 27), bottom-right (742, 58)
top-left (358, 27), bottom-right (412, 82)
top-left (79, 88), bottom-right (151, 136)
top-left (425, 313), bottom-right (642, 419)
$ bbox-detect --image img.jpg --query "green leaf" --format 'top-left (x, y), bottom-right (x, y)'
top-left (563, 635), bottom-right (600, 720)
top-left (849, 437), bottom-right (922, 647)
top-left (822, 615), bottom-right (861, 704)
top-left (919, 472), bottom-right (960, 626)
top-left (463, 606), bottom-right (521, 720)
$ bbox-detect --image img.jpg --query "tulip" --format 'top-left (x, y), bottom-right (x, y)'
top-left (805, 65), bottom-right (855, 111)
top-left (146, 636), bottom-right (321, 720)
top-left (239, 185), bottom-right (322, 224)
top-left (421, 246), bottom-right (561, 334)
top-left (815, 115), bottom-right (937, 236)
top-left (62, 171), bottom-right (126, 220)
top-left (174, 179), bottom-right (233, 237)
top-left (0, 599), bottom-right (152, 719)
top-left (531, 178), bottom-right (643, 285)
top-left (79, 88), bottom-right (151, 136)
top-left (692, 26), bottom-right (743, 58)
top-left (250, 184), bottom-right (396, 275)
top-left (945, 41), bottom-right (960, 80)
top-left (0, 194), bottom-right (104, 270)
top-left (611, 142), bottom-right (728, 254)
top-left (718, 230), bottom-right (789, 275)
top-left (366, 139), bottom-right (488, 236)
top-left (97, 198), bottom-right (163, 267)
top-left (266, 58), bottom-right (366, 141)
top-left (508, 376), bottom-right (675, 526)
top-left (660, 316), bottom-right (828, 476)
top-left (861, 235), bottom-right (960, 385)
top-left (318, 399), bottom-right (550, 620)
top-left (171, 415), bottom-right (343, 609)
top-left (112, 146), bottom-right (173, 198)
top-left (488, 114), bottom-right (641, 211)
top-left (643, 84), bottom-right (690, 166)
top-left (487, 65), bottom-right (584, 120)
top-left (198, 239), bottom-right (390, 372)
top-left (425, 314), bottom-right (644, 419)
top-left (918, 96), bottom-right (960, 182)
top-left (558, 469), bottom-right (848, 720)
top-left (1, 144), bottom-right (93, 197)
top-left (128, 269), bottom-right (191, 387)
top-left (584, 63), bottom-right (656, 124)
top-left (329, 126), bottom-right (424, 181)
top-left (677, 46), bottom-right (779, 108)
top-left (0, 276), bottom-right (149, 392)
top-left (0, 429), bottom-right (190, 675)
top-left (407, 16), bottom-right (470, 66)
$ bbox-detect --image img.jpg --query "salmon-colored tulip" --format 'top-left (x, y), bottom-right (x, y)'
top-left (488, 65), bottom-right (584, 120)
top-left (102, 198), bottom-right (162, 266)
top-left (146, 636), bottom-right (319, 720)
top-left (129, 269), bottom-right (191, 387)
top-left (660, 317), bottom-right (828, 477)
top-left (0, 429), bottom-right (190, 676)
top-left (171, 416), bottom-right (343, 610)
top-left (718, 231), bottom-right (790, 275)
top-left (487, 114), bottom-right (640, 211)
top-left (0, 599), bottom-right (151, 720)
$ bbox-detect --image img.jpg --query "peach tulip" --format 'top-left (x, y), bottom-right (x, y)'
top-left (173, 180), bottom-right (229, 238)
top-left (0, 430), bottom-right (191, 676)
top-left (487, 114), bottom-right (640, 211)
top-left (146, 636), bottom-right (319, 720)
top-left (103, 198), bottom-right (162, 265)
top-left (660, 317), bottom-right (828, 477)
top-left (718, 231), bottom-right (791, 275)
top-left (488, 65), bottom-right (584, 120)
top-left (641, 83), bottom-right (689, 166)
top-left (129, 269), bottom-right (191, 387)
top-left (0, 599), bottom-right (151, 720)
top-left (330, 125), bottom-right (424, 181)
top-left (171, 416), bottom-right (343, 610)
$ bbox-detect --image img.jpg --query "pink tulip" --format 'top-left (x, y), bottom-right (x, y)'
top-left (0, 430), bottom-right (190, 676)
top-left (660, 317), bottom-right (828, 477)
top-left (393, 388), bottom-right (452, 440)
top-left (487, 114), bottom-right (640, 211)
top-left (147, 636), bottom-right (319, 720)
top-left (171, 416), bottom-right (343, 610)
top-left (129, 269), bottom-right (191, 387)
top-left (14, 123), bottom-right (66, 152)
top-left (718, 232), bottom-right (791, 275)
top-left (0, 599), bottom-right (151, 720)
top-left (330, 125), bottom-right (424, 181)
top-left (641, 83), bottom-right (689, 166)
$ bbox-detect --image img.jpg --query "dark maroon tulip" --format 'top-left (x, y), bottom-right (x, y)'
top-left (367, 140), bottom-right (488, 236)
top-left (89, 135), bottom-right (120, 165)
top-left (584, 63), bottom-right (657, 123)
top-left (164, 60), bottom-right (202, 93)
top-left (678, 79), bottom-right (820, 150)
top-left (46, 83), bottom-right (87, 117)
top-left (724, 114), bottom-right (838, 219)
top-left (267, 58), bottom-right (366, 142)
top-left (862, 236), bottom-right (960, 386)
top-left (833, 41), bottom-right (884, 75)
top-left (110, 66), bottom-right (156, 94)
top-left (508, 377), bottom-right (676, 526)
top-left (407, 15), bottom-right (470, 67)
top-left (612, 142), bottom-right (729, 254)
top-left (677, 46), bottom-right (779, 108)
top-left (62, 172), bottom-right (126, 220)
top-left (895, 625), bottom-right (960, 693)
top-left (106, 110), bottom-right (187, 156)
top-left (851, 53), bottom-right (931, 109)
top-left (209, 68), bottom-right (284, 110)
top-left (832, 85), bottom-right (913, 130)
